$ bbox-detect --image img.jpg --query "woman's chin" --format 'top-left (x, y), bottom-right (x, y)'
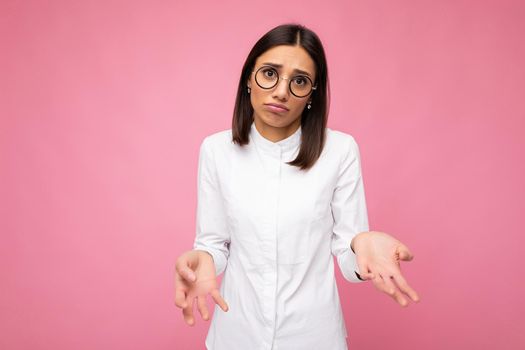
top-left (261, 113), bottom-right (294, 127)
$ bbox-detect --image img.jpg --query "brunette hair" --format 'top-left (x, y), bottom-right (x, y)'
top-left (231, 23), bottom-right (330, 171)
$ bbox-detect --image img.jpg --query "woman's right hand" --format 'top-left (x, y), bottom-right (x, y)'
top-left (174, 250), bottom-right (229, 326)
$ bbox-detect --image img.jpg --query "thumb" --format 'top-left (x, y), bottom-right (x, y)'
top-left (398, 244), bottom-right (414, 261)
top-left (176, 256), bottom-right (197, 282)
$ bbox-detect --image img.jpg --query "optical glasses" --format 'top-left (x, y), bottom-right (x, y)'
top-left (251, 65), bottom-right (316, 98)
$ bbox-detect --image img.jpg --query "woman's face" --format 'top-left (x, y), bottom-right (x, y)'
top-left (247, 45), bottom-right (317, 131)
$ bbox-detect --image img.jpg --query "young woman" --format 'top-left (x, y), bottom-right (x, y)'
top-left (174, 23), bottom-right (420, 349)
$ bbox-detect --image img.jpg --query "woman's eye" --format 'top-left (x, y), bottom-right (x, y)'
top-left (263, 69), bottom-right (276, 77)
top-left (294, 77), bottom-right (305, 85)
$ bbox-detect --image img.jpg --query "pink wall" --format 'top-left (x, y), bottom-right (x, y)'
top-left (1, 0), bottom-right (524, 349)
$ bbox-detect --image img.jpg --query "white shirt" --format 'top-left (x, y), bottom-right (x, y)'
top-left (193, 121), bottom-right (369, 350)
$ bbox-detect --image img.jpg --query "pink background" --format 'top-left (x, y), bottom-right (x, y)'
top-left (1, 0), bottom-right (524, 349)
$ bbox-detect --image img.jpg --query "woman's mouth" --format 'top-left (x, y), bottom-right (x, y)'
top-left (264, 104), bottom-right (289, 113)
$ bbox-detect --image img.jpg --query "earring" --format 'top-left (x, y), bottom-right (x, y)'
top-left (307, 102), bottom-right (312, 109)
top-left (247, 86), bottom-right (251, 94)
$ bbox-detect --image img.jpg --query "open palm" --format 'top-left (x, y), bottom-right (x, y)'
top-left (352, 231), bottom-right (420, 307)
top-left (174, 250), bottom-right (228, 325)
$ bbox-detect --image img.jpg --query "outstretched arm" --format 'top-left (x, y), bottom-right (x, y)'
top-left (174, 136), bottom-right (231, 326)
top-left (330, 135), bottom-right (371, 283)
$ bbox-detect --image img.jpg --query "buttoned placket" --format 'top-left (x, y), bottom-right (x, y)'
top-left (250, 122), bottom-right (301, 350)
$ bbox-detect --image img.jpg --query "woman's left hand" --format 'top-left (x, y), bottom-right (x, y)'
top-left (351, 231), bottom-right (420, 307)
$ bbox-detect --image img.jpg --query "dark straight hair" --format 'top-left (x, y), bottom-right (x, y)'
top-left (231, 23), bottom-right (330, 171)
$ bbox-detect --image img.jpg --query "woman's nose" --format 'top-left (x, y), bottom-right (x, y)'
top-left (273, 77), bottom-right (290, 99)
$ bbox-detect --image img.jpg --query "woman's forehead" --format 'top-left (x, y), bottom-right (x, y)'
top-left (255, 45), bottom-right (316, 77)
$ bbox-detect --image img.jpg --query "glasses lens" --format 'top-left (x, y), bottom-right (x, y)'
top-left (255, 67), bottom-right (278, 89)
top-left (290, 76), bottom-right (313, 97)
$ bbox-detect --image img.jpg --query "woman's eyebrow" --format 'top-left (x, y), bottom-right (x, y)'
top-left (260, 62), bottom-right (312, 77)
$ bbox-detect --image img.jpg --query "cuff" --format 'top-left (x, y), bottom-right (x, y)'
top-left (337, 244), bottom-right (366, 283)
top-left (350, 244), bottom-right (365, 281)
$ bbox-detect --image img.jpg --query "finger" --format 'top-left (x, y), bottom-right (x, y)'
top-left (177, 265), bottom-right (196, 283)
top-left (356, 257), bottom-right (375, 280)
top-left (174, 271), bottom-right (190, 308)
top-left (381, 274), bottom-right (408, 307)
top-left (197, 295), bottom-right (210, 321)
top-left (176, 255), bottom-right (197, 282)
top-left (358, 270), bottom-right (375, 280)
top-left (380, 274), bottom-right (397, 297)
top-left (370, 272), bottom-right (390, 295)
top-left (174, 286), bottom-right (188, 308)
top-left (397, 244), bottom-right (414, 261)
top-left (210, 288), bottom-right (229, 312)
top-left (357, 268), bottom-right (374, 280)
top-left (182, 298), bottom-right (196, 326)
top-left (392, 273), bottom-right (420, 302)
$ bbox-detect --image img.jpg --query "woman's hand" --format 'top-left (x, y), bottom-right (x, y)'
top-left (351, 231), bottom-right (420, 307)
top-left (174, 250), bottom-right (229, 326)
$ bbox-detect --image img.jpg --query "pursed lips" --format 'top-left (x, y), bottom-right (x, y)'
top-left (264, 103), bottom-right (289, 112)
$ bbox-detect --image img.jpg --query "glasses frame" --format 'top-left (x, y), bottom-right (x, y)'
top-left (251, 65), bottom-right (317, 98)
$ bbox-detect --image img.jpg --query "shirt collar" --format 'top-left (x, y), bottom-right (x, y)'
top-left (250, 121), bottom-right (302, 156)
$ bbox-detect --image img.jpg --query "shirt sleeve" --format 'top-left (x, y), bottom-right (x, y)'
top-left (330, 135), bottom-right (370, 283)
top-left (193, 136), bottom-right (231, 276)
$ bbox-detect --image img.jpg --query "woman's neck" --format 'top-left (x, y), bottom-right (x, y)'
top-left (253, 117), bottom-right (301, 143)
